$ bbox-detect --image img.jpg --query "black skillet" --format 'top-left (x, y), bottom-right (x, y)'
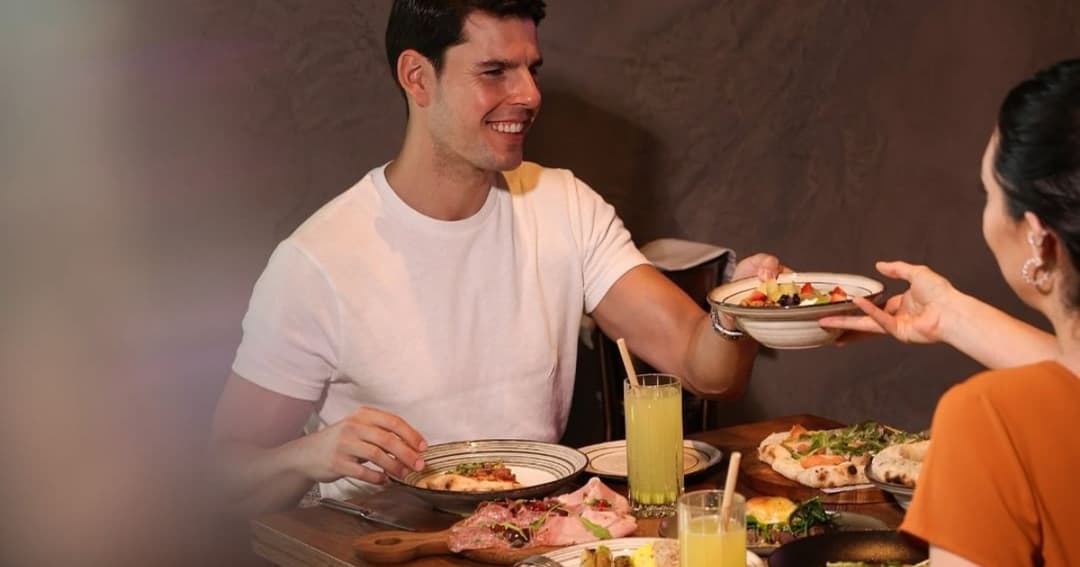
top-left (767, 530), bottom-right (928, 567)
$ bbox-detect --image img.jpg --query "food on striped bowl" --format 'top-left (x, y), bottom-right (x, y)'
top-left (415, 460), bottom-right (522, 491)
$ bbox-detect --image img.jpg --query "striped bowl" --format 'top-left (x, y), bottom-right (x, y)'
top-left (390, 439), bottom-right (588, 515)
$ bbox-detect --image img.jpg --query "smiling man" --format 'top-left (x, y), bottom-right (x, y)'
top-left (210, 0), bottom-right (780, 515)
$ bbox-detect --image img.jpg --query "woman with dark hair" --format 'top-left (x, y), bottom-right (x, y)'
top-left (822, 59), bottom-right (1080, 566)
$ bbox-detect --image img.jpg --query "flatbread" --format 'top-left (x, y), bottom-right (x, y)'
top-left (870, 440), bottom-right (929, 487)
top-left (758, 430), bottom-right (869, 488)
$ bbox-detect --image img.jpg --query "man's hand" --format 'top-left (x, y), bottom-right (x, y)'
top-left (720, 253), bottom-right (787, 329)
top-left (818, 260), bottom-right (957, 344)
top-left (730, 252), bottom-right (785, 282)
top-left (299, 406), bottom-right (427, 485)
top-left (210, 374), bottom-right (430, 513)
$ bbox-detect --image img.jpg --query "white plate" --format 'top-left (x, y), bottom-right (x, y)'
top-left (542, 536), bottom-right (764, 567)
top-left (390, 439), bottom-right (587, 515)
top-left (578, 440), bottom-right (723, 479)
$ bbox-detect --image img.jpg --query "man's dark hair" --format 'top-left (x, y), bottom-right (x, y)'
top-left (995, 58), bottom-right (1080, 305)
top-left (385, 0), bottom-right (546, 91)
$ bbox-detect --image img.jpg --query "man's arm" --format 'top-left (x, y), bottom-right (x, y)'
top-left (589, 264), bottom-right (759, 399)
top-left (210, 373), bottom-right (325, 515)
top-left (209, 372), bottom-right (427, 516)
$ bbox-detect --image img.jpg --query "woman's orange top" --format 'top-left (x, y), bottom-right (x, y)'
top-left (900, 361), bottom-right (1080, 566)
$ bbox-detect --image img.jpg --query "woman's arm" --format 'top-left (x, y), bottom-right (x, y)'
top-left (819, 261), bottom-right (1057, 368)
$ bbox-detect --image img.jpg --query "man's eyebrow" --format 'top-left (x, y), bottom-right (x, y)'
top-left (476, 59), bottom-right (512, 69)
top-left (475, 57), bottom-right (544, 69)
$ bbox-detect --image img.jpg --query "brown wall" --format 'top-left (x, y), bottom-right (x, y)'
top-left (5, 1), bottom-right (1079, 565)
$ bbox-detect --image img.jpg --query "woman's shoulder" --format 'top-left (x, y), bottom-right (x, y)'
top-left (959, 360), bottom-right (1076, 395)
top-left (934, 361), bottom-right (1078, 430)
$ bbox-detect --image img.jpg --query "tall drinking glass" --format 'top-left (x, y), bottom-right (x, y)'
top-left (678, 490), bottom-right (747, 567)
top-left (623, 373), bottom-right (683, 517)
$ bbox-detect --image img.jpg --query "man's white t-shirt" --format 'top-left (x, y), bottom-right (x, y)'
top-left (232, 162), bottom-right (647, 499)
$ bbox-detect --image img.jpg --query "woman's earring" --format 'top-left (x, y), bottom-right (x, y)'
top-left (1021, 257), bottom-right (1049, 286)
top-left (1022, 230), bottom-right (1050, 287)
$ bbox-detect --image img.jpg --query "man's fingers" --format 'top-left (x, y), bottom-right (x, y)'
top-left (350, 407), bottom-right (427, 450)
top-left (346, 408), bottom-right (427, 471)
top-left (334, 456), bottom-right (388, 485)
top-left (340, 437), bottom-right (414, 479)
top-left (731, 253), bottom-right (792, 282)
top-left (753, 254), bottom-right (781, 281)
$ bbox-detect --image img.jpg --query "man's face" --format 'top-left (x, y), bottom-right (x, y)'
top-left (425, 12), bottom-right (542, 173)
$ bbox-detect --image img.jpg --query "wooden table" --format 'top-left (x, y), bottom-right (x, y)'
top-left (252, 414), bottom-right (905, 567)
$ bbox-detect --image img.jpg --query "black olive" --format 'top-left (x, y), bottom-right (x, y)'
top-left (791, 295), bottom-right (801, 305)
top-left (778, 294), bottom-right (790, 306)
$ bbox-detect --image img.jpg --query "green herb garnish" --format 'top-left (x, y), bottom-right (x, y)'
top-left (789, 422), bottom-right (926, 459)
top-left (786, 497), bottom-right (833, 535)
top-left (451, 460), bottom-right (503, 475)
top-left (579, 516), bottom-right (613, 539)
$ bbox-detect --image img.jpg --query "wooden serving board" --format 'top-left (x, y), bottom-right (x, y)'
top-left (354, 518), bottom-right (662, 565)
top-left (741, 440), bottom-right (889, 505)
top-left (354, 528), bottom-right (557, 565)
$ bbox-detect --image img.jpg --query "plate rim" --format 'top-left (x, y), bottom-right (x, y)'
top-left (389, 438), bottom-right (588, 497)
top-left (577, 439), bottom-right (723, 479)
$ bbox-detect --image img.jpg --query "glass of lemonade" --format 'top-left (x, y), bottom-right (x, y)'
top-left (623, 373), bottom-right (683, 517)
top-left (678, 489), bottom-right (747, 567)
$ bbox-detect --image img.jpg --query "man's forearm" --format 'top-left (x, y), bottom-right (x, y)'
top-left (682, 314), bottom-right (758, 399)
top-left (213, 438), bottom-right (316, 516)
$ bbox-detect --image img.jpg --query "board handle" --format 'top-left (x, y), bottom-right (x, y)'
top-left (353, 528), bottom-right (453, 564)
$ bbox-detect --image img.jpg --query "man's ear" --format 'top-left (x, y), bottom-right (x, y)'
top-left (397, 50), bottom-right (434, 107)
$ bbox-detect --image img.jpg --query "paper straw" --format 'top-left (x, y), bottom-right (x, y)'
top-left (719, 451), bottom-right (742, 531)
top-left (615, 338), bottom-right (640, 389)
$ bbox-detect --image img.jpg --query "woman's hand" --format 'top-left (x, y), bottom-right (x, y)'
top-left (819, 260), bottom-right (958, 344)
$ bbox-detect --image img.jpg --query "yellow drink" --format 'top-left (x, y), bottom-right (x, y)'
top-left (624, 374), bottom-right (683, 517)
top-left (680, 516), bottom-right (746, 567)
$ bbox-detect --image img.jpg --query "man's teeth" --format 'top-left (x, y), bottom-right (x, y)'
top-left (490, 122), bottom-right (525, 134)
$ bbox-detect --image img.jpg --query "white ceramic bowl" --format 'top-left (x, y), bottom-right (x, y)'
top-left (707, 272), bottom-right (885, 349)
